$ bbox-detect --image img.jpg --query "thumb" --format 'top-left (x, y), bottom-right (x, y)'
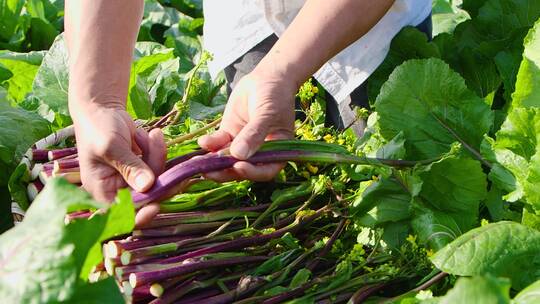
top-left (109, 151), bottom-right (155, 192)
top-left (230, 118), bottom-right (270, 160)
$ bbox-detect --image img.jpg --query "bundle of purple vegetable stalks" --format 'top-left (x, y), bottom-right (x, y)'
top-left (25, 138), bottom-right (433, 302)
top-left (91, 140), bottom-right (431, 303)
top-left (98, 185), bottom-right (402, 304)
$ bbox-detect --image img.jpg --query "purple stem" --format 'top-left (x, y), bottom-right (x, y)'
top-left (131, 256), bottom-right (267, 287)
top-left (32, 149), bottom-right (49, 162)
top-left (133, 221), bottom-right (238, 238)
top-left (151, 111), bottom-right (176, 130)
top-left (48, 147), bottom-right (78, 161)
top-left (144, 208), bottom-right (261, 229)
top-left (165, 149), bottom-right (208, 170)
top-left (349, 283), bottom-right (386, 303)
top-left (159, 207), bottom-right (325, 264)
top-left (261, 281), bottom-right (317, 304)
top-left (173, 288), bottom-right (222, 304)
top-left (132, 150), bottom-right (420, 207)
top-left (316, 292), bottom-right (354, 304)
top-left (307, 219), bottom-right (347, 271)
top-left (107, 236), bottom-right (192, 258)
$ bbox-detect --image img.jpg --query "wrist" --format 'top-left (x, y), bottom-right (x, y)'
top-left (252, 57), bottom-right (303, 98)
top-left (68, 91), bottom-right (125, 123)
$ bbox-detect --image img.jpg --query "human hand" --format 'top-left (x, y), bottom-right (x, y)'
top-left (70, 104), bottom-right (166, 226)
top-left (198, 68), bottom-right (297, 182)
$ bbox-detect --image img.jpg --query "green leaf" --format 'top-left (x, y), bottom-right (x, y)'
top-left (0, 0), bottom-right (25, 43)
top-left (0, 50), bottom-right (44, 103)
top-left (522, 208), bottom-right (540, 231)
top-left (80, 189), bottom-right (135, 278)
top-left (411, 156), bottom-right (487, 250)
top-left (432, 0), bottom-right (470, 36)
top-left (0, 178), bottom-right (133, 302)
top-left (367, 28), bottom-right (440, 103)
top-left (490, 107), bottom-right (540, 212)
top-left (475, 0), bottom-right (540, 43)
top-left (514, 280), bottom-right (540, 303)
top-left (513, 18), bottom-right (540, 109)
top-left (462, 0), bottom-right (489, 18)
top-left (253, 250), bottom-right (299, 276)
top-left (7, 162), bottom-right (31, 210)
top-left (138, 0), bottom-right (182, 43)
top-left (0, 186), bottom-right (14, 234)
top-left (352, 178), bottom-right (412, 227)
top-left (127, 42), bottom-right (177, 119)
top-left (411, 206), bottom-right (473, 251)
top-left (431, 221), bottom-right (540, 289)
top-left (164, 27), bottom-right (202, 72)
top-left (431, 276), bottom-right (511, 304)
top-left (0, 102), bottom-right (50, 186)
top-left (26, 16), bottom-right (58, 51)
top-left (161, 0), bottom-right (203, 19)
top-left (31, 34), bottom-right (71, 127)
top-left (374, 58), bottom-right (493, 160)
top-left (289, 268), bottom-right (311, 289)
top-left (418, 157), bottom-right (487, 214)
top-left (483, 186), bottom-right (521, 222)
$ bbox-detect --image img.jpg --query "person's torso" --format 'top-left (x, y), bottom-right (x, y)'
top-left (203, 0), bottom-right (431, 102)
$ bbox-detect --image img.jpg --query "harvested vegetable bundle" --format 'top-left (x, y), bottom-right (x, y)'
top-left (93, 140), bottom-right (437, 303)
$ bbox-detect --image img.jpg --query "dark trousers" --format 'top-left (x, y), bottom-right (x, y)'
top-left (224, 15), bottom-right (432, 130)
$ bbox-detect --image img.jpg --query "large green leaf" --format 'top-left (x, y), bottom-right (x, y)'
top-left (428, 276), bottom-right (511, 304)
top-left (514, 280), bottom-right (540, 303)
top-left (374, 58), bottom-right (493, 160)
top-left (475, 0), bottom-right (540, 43)
top-left (0, 102), bottom-right (50, 186)
top-left (352, 156), bottom-right (486, 250)
top-left (0, 50), bottom-right (44, 103)
top-left (0, 179), bottom-right (133, 303)
top-left (31, 34), bottom-right (71, 126)
top-left (411, 157), bottom-right (486, 250)
top-left (512, 18), bottom-right (540, 109)
top-left (490, 107), bottom-right (540, 212)
top-left (431, 221), bottom-right (540, 289)
top-left (367, 27), bottom-right (440, 103)
top-left (418, 157), bottom-right (487, 213)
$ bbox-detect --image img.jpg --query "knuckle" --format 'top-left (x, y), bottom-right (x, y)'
top-left (110, 157), bottom-right (141, 179)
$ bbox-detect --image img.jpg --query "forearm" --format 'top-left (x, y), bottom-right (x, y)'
top-left (257, 0), bottom-right (395, 89)
top-left (65, 0), bottom-right (144, 116)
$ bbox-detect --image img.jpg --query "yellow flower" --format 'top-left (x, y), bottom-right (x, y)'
top-left (306, 163), bottom-right (319, 174)
top-left (426, 249), bottom-right (434, 257)
top-left (481, 218), bottom-right (489, 226)
top-left (337, 138), bottom-right (346, 145)
top-left (323, 134), bottom-right (335, 143)
top-left (406, 234), bottom-right (417, 245)
top-left (312, 86), bottom-right (319, 94)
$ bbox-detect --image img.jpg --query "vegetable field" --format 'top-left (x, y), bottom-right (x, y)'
top-left (1, 0), bottom-right (540, 303)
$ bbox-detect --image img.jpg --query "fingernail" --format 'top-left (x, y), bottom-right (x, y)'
top-left (232, 141), bottom-right (250, 159)
top-left (135, 172), bottom-right (151, 190)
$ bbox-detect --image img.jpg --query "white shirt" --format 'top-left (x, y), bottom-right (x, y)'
top-left (203, 0), bottom-right (431, 103)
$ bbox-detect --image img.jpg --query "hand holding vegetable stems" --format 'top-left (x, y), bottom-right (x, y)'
top-left (65, 0), bottom-right (394, 223)
top-left (199, 0), bottom-right (395, 181)
top-left (66, 0), bottom-right (165, 225)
